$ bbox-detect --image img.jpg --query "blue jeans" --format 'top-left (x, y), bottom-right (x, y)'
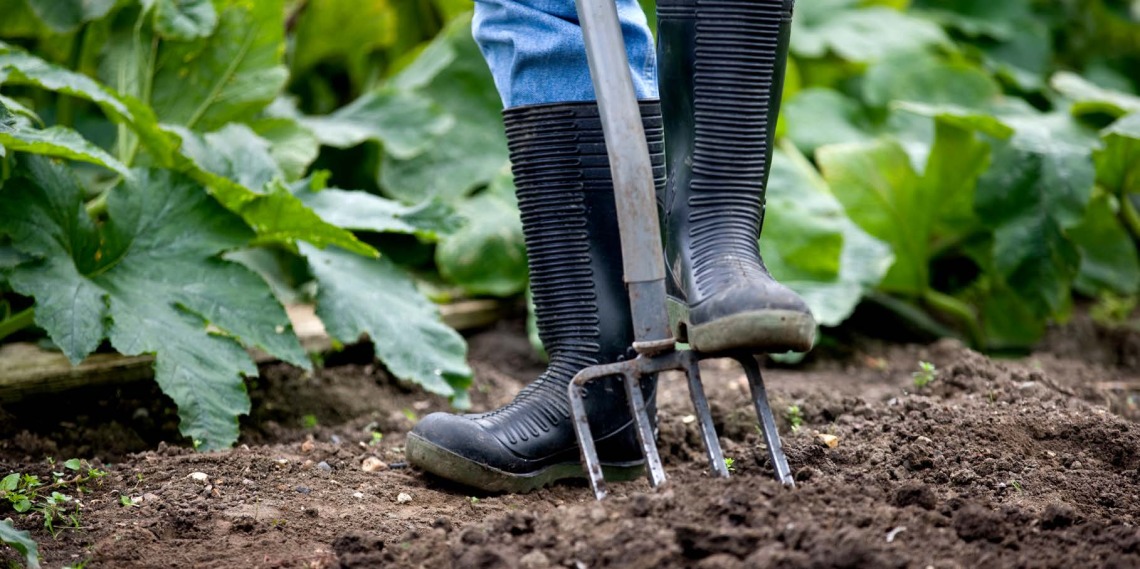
top-left (473, 0), bottom-right (659, 108)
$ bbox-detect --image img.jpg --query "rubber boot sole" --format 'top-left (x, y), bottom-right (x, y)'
top-left (405, 432), bottom-right (646, 494)
top-left (668, 297), bottom-right (816, 354)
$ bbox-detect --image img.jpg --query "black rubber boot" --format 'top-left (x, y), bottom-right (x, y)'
top-left (406, 101), bottom-right (664, 493)
top-left (657, 0), bottom-right (816, 354)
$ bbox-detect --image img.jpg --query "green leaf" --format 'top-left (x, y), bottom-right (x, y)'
top-left (1094, 113), bottom-right (1140, 197)
top-left (0, 518), bottom-right (39, 569)
top-left (295, 185), bottom-right (461, 241)
top-left (170, 125), bottom-right (376, 256)
top-left (911, 0), bottom-right (1032, 40)
top-left (379, 14), bottom-right (510, 203)
top-left (0, 157), bottom-right (309, 449)
top-left (300, 244), bottom-right (473, 398)
top-left (300, 88), bottom-right (454, 160)
top-left (145, 0), bottom-right (219, 41)
top-left (791, 0), bottom-right (951, 63)
top-left (22, 0), bottom-right (116, 33)
top-left (248, 117), bottom-right (320, 181)
top-left (0, 46), bottom-right (176, 163)
top-left (1069, 192), bottom-right (1140, 296)
top-left (1051, 72), bottom-right (1140, 120)
top-left (817, 138), bottom-right (930, 294)
top-left (435, 169), bottom-right (527, 297)
top-left (1, 473), bottom-right (18, 491)
top-left (62, 458), bottom-right (81, 471)
top-left (0, 121), bottom-right (130, 178)
top-left (862, 52), bottom-right (1000, 109)
top-left (762, 145), bottom-right (893, 326)
top-left (147, 0), bottom-right (289, 130)
top-left (975, 138), bottom-right (1094, 317)
top-left (290, 0), bottom-right (398, 76)
top-left (782, 88), bottom-right (874, 155)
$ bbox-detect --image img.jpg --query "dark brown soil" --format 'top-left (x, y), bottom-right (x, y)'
top-left (1, 320), bottom-right (1138, 569)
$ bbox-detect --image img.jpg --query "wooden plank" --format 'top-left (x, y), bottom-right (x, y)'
top-left (0, 300), bottom-right (505, 402)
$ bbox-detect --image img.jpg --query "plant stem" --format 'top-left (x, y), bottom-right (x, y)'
top-left (1122, 195), bottom-right (1140, 242)
top-left (56, 24), bottom-right (89, 129)
top-left (922, 289), bottom-right (983, 348)
top-left (86, 191), bottom-right (109, 218)
top-left (0, 306), bottom-right (35, 342)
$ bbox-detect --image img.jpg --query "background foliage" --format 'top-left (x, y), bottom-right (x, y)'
top-left (0, 0), bottom-right (1138, 451)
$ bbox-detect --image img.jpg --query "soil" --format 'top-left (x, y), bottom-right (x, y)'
top-left (1, 318), bottom-right (1138, 569)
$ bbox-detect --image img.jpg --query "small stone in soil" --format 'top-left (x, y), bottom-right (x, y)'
top-left (362, 457), bottom-right (388, 472)
top-left (317, 461), bottom-right (333, 472)
top-left (352, 492), bottom-right (364, 500)
top-left (816, 433), bottom-right (839, 448)
top-left (397, 492), bottom-right (413, 504)
top-left (188, 472), bottom-right (209, 483)
top-left (301, 438), bottom-right (315, 453)
top-left (296, 486), bottom-right (311, 494)
top-left (330, 435), bottom-right (343, 445)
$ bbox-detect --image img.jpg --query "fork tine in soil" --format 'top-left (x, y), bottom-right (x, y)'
top-left (737, 355), bottom-right (795, 486)
top-left (623, 368), bottom-right (668, 489)
top-left (570, 350), bottom-right (793, 499)
top-left (685, 354), bottom-right (729, 479)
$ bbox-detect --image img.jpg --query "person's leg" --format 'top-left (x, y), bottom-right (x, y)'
top-left (657, 0), bottom-right (816, 354)
top-left (472, 0), bottom-right (657, 107)
top-left (406, 0), bottom-right (664, 492)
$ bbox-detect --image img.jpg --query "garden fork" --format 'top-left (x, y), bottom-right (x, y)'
top-left (567, 0), bottom-right (795, 500)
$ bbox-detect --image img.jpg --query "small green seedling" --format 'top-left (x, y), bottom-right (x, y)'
top-left (723, 457), bottom-right (736, 472)
top-left (402, 409), bottom-right (418, 422)
top-left (469, 496), bottom-right (479, 505)
top-left (302, 414), bottom-right (319, 429)
top-left (119, 495), bottom-right (139, 508)
top-left (913, 361), bottom-right (936, 388)
top-left (786, 405), bottom-right (804, 432)
top-left (1010, 480), bottom-right (1023, 493)
top-left (369, 432), bottom-right (384, 446)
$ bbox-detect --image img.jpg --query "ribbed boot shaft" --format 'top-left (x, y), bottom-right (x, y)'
top-left (668, 0), bottom-right (793, 297)
top-left (479, 101), bottom-right (664, 444)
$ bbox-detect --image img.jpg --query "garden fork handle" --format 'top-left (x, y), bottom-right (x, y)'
top-left (576, 0), bottom-right (673, 354)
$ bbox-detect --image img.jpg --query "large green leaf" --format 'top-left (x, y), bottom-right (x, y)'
top-left (248, 117), bottom-right (320, 181)
top-left (379, 13), bottom-right (510, 203)
top-left (0, 107), bottom-right (129, 177)
top-left (1069, 192), bottom-right (1140, 296)
top-left (761, 145), bottom-right (893, 326)
top-left (0, 157), bottom-right (308, 449)
top-left (782, 88), bottom-right (874, 155)
top-left (1051, 72), bottom-right (1140, 120)
top-left (1094, 113), bottom-right (1140, 197)
top-left (911, 0), bottom-right (1031, 40)
top-left (0, 518), bottom-right (39, 569)
top-left (297, 186), bottom-right (460, 241)
top-left (817, 138), bottom-right (929, 294)
top-left (975, 138), bottom-right (1094, 317)
top-left (290, 0), bottom-right (398, 78)
top-left (130, 0), bottom-right (288, 130)
top-left (170, 124), bottom-right (375, 256)
top-left (791, 0), bottom-right (950, 63)
top-left (300, 89), bottom-right (454, 159)
top-left (862, 53), bottom-right (1000, 109)
top-left (0, 45), bottom-right (176, 163)
top-left (143, 0), bottom-right (219, 41)
top-left (435, 169), bottom-right (527, 297)
top-left (300, 244), bottom-right (473, 398)
top-left (22, 0), bottom-right (116, 33)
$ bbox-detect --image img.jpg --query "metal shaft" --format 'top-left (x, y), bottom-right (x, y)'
top-left (575, 0), bottom-right (672, 351)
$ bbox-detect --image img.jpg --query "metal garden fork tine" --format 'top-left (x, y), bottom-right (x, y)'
top-left (736, 355), bottom-right (795, 486)
top-left (684, 352), bottom-right (729, 478)
top-left (622, 370), bottom-right (667, 488)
